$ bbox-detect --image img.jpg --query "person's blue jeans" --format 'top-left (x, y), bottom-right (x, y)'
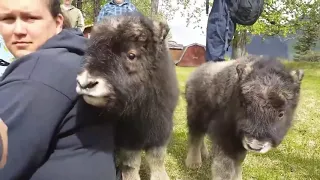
top-left (205, 0), bottom-right (236, 62)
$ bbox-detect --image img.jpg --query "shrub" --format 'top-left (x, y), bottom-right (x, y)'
top-left (294, 51), bottom-right (320, 62)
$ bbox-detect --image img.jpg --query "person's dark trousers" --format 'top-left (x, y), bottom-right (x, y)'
top-left (116, 167), bottom-right (122, 180)
top-left (205, 0), bottom-right (236, 62)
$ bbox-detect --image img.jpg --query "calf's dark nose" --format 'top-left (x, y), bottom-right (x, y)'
top-left (77, 80), bottom-right (99, 89)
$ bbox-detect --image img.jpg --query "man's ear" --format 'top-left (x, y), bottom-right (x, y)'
top-left (55, 13), bottom-right (65, 34)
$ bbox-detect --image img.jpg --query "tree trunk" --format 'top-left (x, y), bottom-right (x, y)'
top-left (150, 0), bottom-right (159, 17)
top-left (94, 0), bottom-right (101, 22)
top-left (77, 0), bottom-right (83, 12)
top-left (72, 0), bottom-right (77, 6)
top-left (231, 30), bottom-right (247, 59)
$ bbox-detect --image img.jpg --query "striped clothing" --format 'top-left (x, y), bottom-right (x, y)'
top-left (96, 0), bottom-right (137, 22)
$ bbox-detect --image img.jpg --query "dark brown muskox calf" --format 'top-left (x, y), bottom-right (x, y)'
top-left (185, 55), bottom-right (304, 180)
top-left (76, 14), bottom-right (179, 180)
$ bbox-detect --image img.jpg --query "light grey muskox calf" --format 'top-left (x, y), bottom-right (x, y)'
top-left (76, 14), bottom-right (179, 180)
top-left (184, 55), bottom-right (304, 180)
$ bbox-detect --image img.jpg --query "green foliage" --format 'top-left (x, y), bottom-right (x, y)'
top-left (80, 0), bottom-right (175, 39)
top-left (293, 0), bottom-right (320, 58)
top-left (177, 0), bottom-right (307, 38)
top-left (80, 1), bottom-right (170, 23)
top-left (73, 0), bottom-right (320, 54)
top-left (82, 0), bottom-right (95, 25)
top-left (175, 0), bottom-right (312, 58)
top-left (81, 0), bottom-right (156, 26)
top-left (131, 0), bottom-right (152, 16)
top-left (233, 0), bottom-right (308, 43)
top-left (294, 29), bottom-right (319, 57)
top-left (294, 51), bottom-right (320, 62)
top-left (178, 0), bottom-right (207, 34)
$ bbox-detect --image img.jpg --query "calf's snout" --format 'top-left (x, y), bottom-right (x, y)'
top-left (77, 79), bottom-right (98, 90)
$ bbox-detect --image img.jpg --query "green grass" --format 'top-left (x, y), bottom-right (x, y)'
top-left (140, 61), bottom-right (320, 180)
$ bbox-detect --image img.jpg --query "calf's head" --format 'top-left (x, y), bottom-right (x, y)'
top-left (235, 57), bottom-right (304, 153)
top-left (76, 14), bottom-right (170, 112)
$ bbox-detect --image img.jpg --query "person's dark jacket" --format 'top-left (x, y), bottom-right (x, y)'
top-left (0, 29), bottom-right (116, 180)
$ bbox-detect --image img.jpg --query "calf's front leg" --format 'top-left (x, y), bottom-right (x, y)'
top-left (211, 145), bottom-right (246, 180)
top-left (120, 149), bottom-right (142, 180)
top-left (145, 146), bottom-right (170, 180)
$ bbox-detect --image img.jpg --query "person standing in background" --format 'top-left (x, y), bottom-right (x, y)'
top-left (96, 0), bottom-right (138, 22)
top-left (205, 0), bottom-right (236, 62)
top-left (61, 0), bottom-right (85, 32)
top-left (205, 0), bottom-right (264, 62)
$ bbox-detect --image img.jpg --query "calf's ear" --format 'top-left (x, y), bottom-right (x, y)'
top-left (236, 63), bottom-right (253, 81)
top-left (153, 20), bottom-right (170, 42)
top-left (290, 69), bottom-right (304, 83)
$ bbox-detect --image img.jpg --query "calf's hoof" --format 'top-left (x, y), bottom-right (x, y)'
top-left (122, 170), bottom-right (141, 180)
top-left (150, 171), bottom-right (170, 180)
top-left (185, 154), bottom-right (202, 169)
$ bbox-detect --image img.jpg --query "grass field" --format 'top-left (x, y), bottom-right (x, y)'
top-left (140, 61), bottom-right (320, 180)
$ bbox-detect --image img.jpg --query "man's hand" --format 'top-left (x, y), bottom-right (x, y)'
top-left (0, 118), bottom-right (8, 168)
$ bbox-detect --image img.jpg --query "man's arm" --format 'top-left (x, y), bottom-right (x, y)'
top-left (77, 9), bottom-right (85, 32)
top-left (29, 98), bottom-right (117, 180)
top-left (96, 5), bottom-right (107, 22)
top-left (0, 80), bottom-right (73, 179)
top-left (0, 119), bottom-right (8, 169)
top-left (128, 3), bottom-right (137, 12)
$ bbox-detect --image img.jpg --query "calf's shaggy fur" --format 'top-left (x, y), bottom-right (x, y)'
top-left (185, 55), bottom-right (304, 180)
top-left (76, 14), bottom-right (179, 180)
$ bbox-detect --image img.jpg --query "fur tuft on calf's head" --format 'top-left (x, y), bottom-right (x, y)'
top-left (76, 13), bottom-right (177, 117)
top-left (235, 56), bottom-right (304, 153)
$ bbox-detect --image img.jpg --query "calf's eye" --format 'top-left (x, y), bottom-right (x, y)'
top-left (127, 53), bottom-right (136, 60)
top-left (278, 111), bottom-right (284, 118)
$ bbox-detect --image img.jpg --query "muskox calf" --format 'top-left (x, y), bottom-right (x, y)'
top-left (76, 14), bottom-right (179, 180)
top-left (185, 55), bottom-right (304, 179)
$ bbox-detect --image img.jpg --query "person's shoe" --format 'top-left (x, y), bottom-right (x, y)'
top-left (214, 58), bottom-right (225, 62)
top-left (206, 58), bottom-right (225, 62)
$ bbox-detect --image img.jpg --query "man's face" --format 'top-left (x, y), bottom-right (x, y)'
top-left (63, 0), bottom-right (73, 5)
top-left (114, 0), bottom-right (124, 4)
top-left (0, 0), bottom-right (64, 58)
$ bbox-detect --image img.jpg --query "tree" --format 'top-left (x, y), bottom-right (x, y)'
top-left (78, 0), bottom-right (182, 40)
top-left (176, 0), bottom-right (307, 58)
top-left (79, 0), bottom-right (180, 25)
top-left (72, 0), bottom-right (83, 11)
top-left (294, 0), bottom-right (320, 60)
top-left (151, 0), bottom-right (159, 17)
top-left (80, 0), bottom-right (102, 25)
top-left (230, 0), bottom-right (307, 59)
top-left (131, 0), bottom-right (176, 39)
top-left (77, 0), bottom-right (83, 11)
top-left (94, 0), bottom-right (102, 22)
